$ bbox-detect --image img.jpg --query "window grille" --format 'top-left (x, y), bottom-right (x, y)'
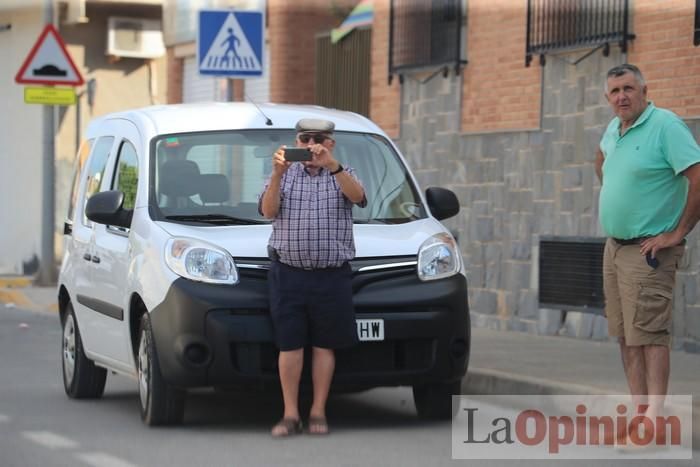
top-left (539, 237), bottom-right (605, 314)
top-left (526, 0), bottom-right (635, 66)
top-left (389, 0), bottom-right (466, 83)
top-left (694, 0), bottom-right (700, 46)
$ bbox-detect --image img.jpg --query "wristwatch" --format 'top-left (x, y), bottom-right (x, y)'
top-left (330, 164), bottom-right (344, 175)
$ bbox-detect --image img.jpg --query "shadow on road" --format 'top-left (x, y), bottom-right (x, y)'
top-left (96, 384), bottom-right (443, 433)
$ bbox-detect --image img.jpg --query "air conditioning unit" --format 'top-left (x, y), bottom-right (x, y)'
top-left (107, 17), bottom-right (165, 59)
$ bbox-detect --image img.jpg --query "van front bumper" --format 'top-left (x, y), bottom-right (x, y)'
top-left (149, 258), bottom-right (470, 390)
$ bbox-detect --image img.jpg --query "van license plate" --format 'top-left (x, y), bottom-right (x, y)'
top-left (356, 319), bottom-right (384, 341)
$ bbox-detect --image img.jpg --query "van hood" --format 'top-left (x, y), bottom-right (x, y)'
top-left (154, 219), bottom-right (450, 259)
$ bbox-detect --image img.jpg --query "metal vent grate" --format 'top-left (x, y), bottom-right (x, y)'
top-left (539, 237), bottom-right (605, 313)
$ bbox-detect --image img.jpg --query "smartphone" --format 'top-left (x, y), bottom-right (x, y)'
top-left (645, 252), bottom-right (659, 269)
top-left (284, 148), bottom-right (312, 162)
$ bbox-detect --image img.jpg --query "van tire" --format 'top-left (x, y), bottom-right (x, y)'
top-left (62, 303), bottom-right (107, 399)
top-left (412, 380), bottom-right (461, 419)
top-left (137, 314), bottom-right (185, 426)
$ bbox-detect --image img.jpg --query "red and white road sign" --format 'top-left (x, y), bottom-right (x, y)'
top-left (15, 24), bottom-right (84, 86)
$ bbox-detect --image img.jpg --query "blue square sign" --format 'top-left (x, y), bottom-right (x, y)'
top-left (198, 10), bottom-right (264, 78)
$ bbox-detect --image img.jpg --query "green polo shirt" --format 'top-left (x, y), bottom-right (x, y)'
top-left (599, 102), bottom-right (700, 239)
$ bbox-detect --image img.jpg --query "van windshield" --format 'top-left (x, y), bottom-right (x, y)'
top-left (150, 130), bottom-right (426, 225)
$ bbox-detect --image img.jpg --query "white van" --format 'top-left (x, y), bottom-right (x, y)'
top-left (58, 103), bottom-right (470, 425)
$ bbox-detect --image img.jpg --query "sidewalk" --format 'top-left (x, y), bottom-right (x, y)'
top-left (1, 279), bottom-right (698, 444)
top-left (466, 325), bottom-right (700, 446)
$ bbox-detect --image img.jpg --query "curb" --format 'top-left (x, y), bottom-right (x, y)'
top-left (0, 277), bottom-right (32, 288)
top-left (0, 277), bottom-right (58, 313)
top-left (465, 367), bottom-right (699, 448)
top-left (0, 289), bottom-right (33, 308)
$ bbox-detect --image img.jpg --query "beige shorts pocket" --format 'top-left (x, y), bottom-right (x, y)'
top-left (633, 284), bottom-right (673, 333)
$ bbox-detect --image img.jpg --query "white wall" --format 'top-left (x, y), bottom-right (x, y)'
top-left (0, 8), bottom-right (45, 274)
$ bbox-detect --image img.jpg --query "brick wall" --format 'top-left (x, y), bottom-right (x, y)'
top-left (461, 0), bottom-right (541, 133)
top-left (166, 47), bottom-right (183, 104)
top-left (628, 0), bottom-right (700, 117)
top-left (368, 0), bottom-right (400, 138)
top-left (268, 0), bottom-right (353, 104)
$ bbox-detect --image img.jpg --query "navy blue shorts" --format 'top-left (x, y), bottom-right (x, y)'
top-left (268, 261), bottom-right (359, 351)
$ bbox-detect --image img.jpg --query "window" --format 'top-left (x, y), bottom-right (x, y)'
top-left (82, 136), bottom-right (114, 226)
top-left (112, 140), bottom-right (139, 210)
top-left (66, 138), bottom-right (94, 223)
top-left (389, 0), bottom-right (464, 82)
top-left (526, 0), bottom-right (635, 66)
top-left (151, 130), bottom-right (426, 224)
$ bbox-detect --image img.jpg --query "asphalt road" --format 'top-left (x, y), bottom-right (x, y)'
top-left (0, 304), bottom-right (696, 467)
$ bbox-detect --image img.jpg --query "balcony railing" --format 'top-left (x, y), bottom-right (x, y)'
top-left (389, 0), bottom-right (465, 83)
top-left (526, 0), bottom-right (635, 66)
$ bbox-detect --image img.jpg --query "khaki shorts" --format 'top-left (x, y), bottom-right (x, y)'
top-left (602, 238), bottom-right (685, 346)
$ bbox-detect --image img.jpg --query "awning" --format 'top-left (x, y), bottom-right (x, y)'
top-left (331, 0), bottom-right (373, 44)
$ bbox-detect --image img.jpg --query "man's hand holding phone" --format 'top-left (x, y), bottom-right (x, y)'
top-left (271, 146), bottom-right (292, 177)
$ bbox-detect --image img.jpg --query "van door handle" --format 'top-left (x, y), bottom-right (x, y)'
top-left (83, 253), bottom-right (92, 261)
top-left (91, 256), bottom-right (101, 264)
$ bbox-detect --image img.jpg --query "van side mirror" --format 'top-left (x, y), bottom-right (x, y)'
top-left (85, 190), bottom-right (132, 228)
top-left (425, 187), bottom-right (460, 220)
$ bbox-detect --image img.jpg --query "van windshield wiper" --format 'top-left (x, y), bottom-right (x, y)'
top-left (354, 219), bottom-right (390, 224)
top-left (354, 218), bottom-right (417, 225)
top-left (164, 214), bottom-right (266, 225)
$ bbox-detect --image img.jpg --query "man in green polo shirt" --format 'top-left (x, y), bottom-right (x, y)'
top-left (595, 64), bottom-right (700, 427)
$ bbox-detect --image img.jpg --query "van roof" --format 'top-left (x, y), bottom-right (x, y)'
top-left (88, 102), bottom-right (386, 138)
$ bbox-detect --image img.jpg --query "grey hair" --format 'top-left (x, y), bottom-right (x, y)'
top-left (604, 64), bottom-right (646, 92)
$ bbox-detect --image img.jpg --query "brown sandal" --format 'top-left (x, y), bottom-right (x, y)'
top-left (307, 416), bottom-right (329, 435)
top-left (271, 418), bottom-right (303, 437)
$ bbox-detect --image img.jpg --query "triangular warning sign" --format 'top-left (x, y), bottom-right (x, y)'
top-left (15, 24), bottom-right (84, 86)
top-left (199, 13), bottom-right (262, 74)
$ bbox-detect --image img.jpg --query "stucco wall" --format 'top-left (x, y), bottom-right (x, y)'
top-left (0, 9), bottom-right (45, 274)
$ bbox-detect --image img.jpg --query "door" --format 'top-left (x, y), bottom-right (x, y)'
top-left (61, 138), bottom-right (93, 297)
top-left (71, 136), bottom-right (116, 358)
top-left (87, 120), bottom-right (143, 367)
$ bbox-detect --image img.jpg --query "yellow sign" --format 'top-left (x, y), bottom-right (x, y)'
top-left (24, 87), bottom-right (77, 105)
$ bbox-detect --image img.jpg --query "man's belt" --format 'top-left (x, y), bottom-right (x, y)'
top-left (612, 237), bottom-right (646, 245)
top-left (612, 237), bottom-right (687, 246)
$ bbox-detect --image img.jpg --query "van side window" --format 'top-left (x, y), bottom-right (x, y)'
top-left (66, 138), bottom-right (94, 223)
top-left (82, 136), bottom-right (115, 226)
top-left (112, 140), bottom-right (139, 210)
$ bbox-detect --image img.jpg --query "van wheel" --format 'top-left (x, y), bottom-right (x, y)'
top-left (412, 380), bottom-right (461, 420)
top-left (137, 314), bottom-right (185, 426)
top-left (62, 303), bottom-right (107, 399)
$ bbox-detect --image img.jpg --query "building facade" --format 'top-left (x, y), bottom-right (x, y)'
top-left (367, 0), bottom-right (700, 352)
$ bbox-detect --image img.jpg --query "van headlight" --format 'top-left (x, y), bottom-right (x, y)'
top-left (165, 238), bottom-right (239, 285)
top-left (417, 233), bottom-right (461, 281)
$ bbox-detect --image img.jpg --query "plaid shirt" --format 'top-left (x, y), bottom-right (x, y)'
top-left (260, 163), bottom-right (366, 269)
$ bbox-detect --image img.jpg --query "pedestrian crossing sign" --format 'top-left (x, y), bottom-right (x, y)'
top-left (198, 10), bottom-right (264, 78)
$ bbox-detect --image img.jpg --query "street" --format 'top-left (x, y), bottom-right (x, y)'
top-left (0, 303), bottom-right (697, 467)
